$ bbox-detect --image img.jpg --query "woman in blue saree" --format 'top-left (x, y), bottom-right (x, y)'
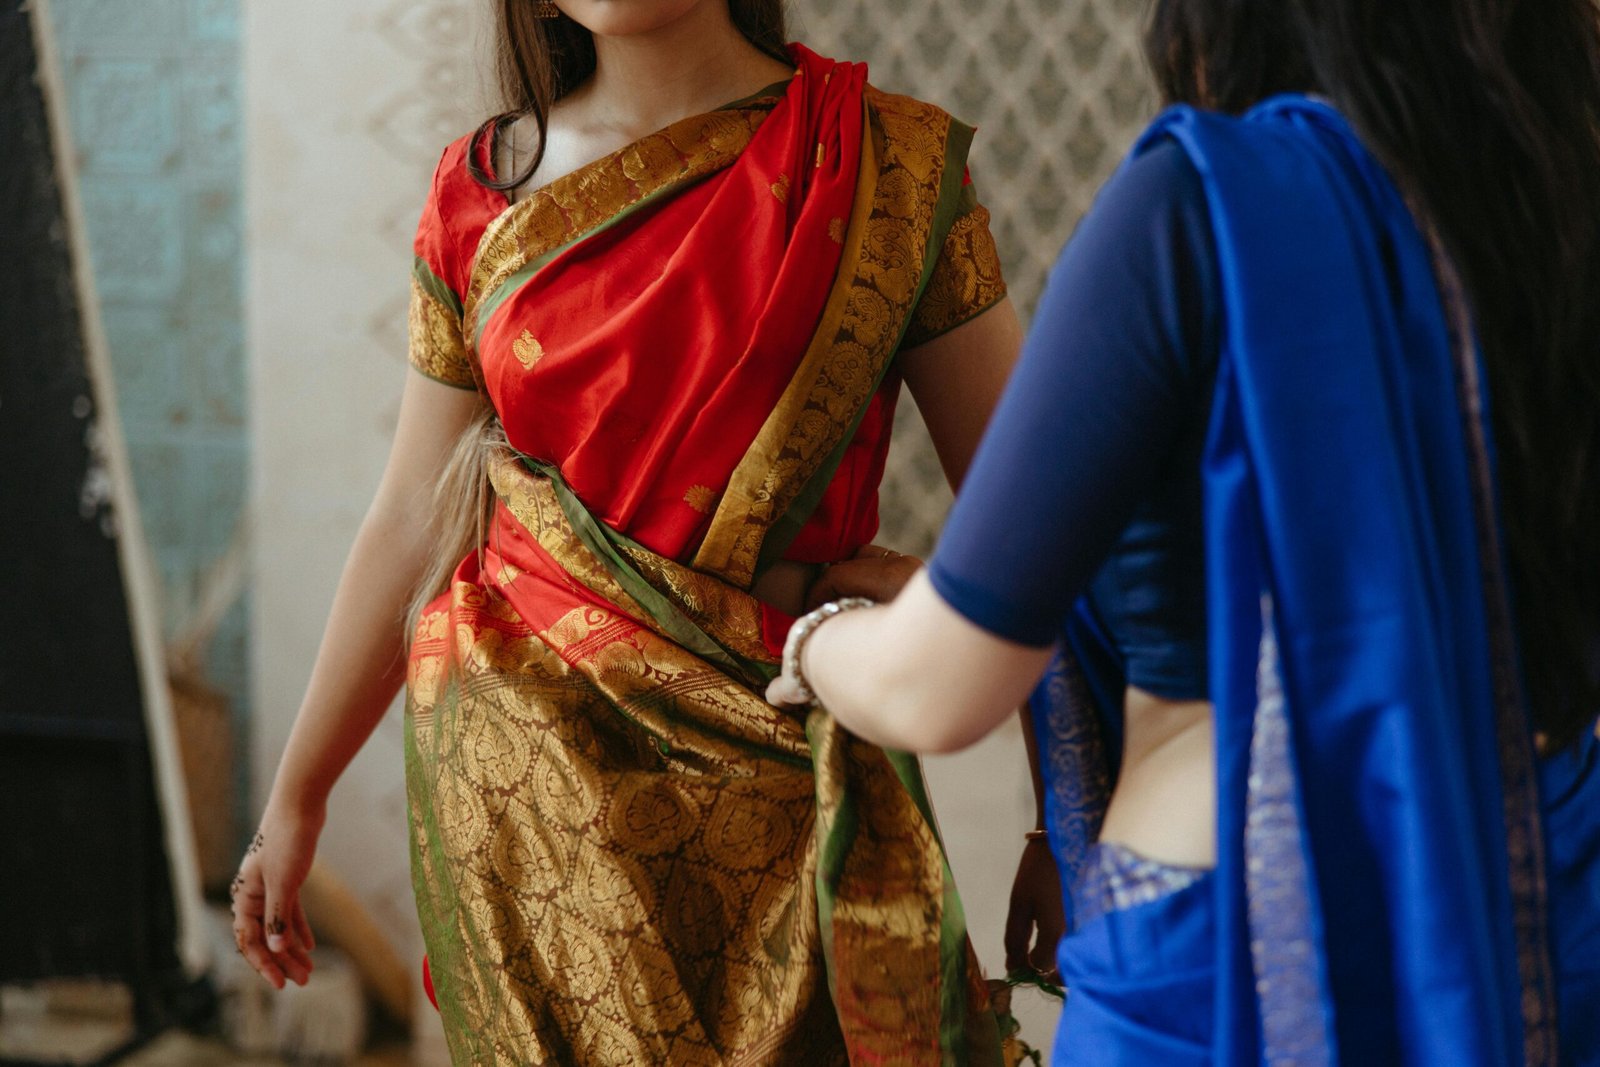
top-left (770, 0), bottom-right (1600, 1063)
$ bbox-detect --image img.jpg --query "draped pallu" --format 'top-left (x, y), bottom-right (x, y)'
top-left (402, 47), bottom-right (1008, 1065)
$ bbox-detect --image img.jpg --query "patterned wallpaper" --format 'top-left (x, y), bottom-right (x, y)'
top-left (792, 0), bottom-right (1157, 553)
top-left (50, 0), bottom-right (250, 825)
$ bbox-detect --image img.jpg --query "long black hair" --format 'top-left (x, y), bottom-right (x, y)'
top-left (470, 1), bottom-right (789, 191)
top-left (1148, 0), bottom-right (1600, 750)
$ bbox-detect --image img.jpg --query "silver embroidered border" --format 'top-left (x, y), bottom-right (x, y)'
top-left (1246, 594), bottom-right (1336, 1067)
top-left (1073, 841), bottom-right (1208, 930)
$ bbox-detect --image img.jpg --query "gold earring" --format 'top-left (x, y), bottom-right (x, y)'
top-left (533, 0), bottom-right (560, 17)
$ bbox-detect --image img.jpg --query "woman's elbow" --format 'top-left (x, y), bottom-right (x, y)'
top-left (872, 682), bottom-right (997, 755)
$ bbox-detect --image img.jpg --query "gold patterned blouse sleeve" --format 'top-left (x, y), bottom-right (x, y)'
top-left (408, 260), bottom-right (476, 390)
top-left (407, 151), bottom-right (478, 391)
top-left (902, 183), bottom-right (1008, 349)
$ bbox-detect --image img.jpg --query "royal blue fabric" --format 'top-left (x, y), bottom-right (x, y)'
top-left (1165, 96), bottom-right (1542, 1065)
top-left (1054, 870), bottom-right (1217, 1066)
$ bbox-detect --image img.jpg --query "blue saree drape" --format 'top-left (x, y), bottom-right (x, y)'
top-left (1037, 97), bottom-right (1590, 1065)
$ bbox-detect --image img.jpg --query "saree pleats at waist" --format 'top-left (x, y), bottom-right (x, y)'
top-left (406, 457), bottom-right (998, 1065)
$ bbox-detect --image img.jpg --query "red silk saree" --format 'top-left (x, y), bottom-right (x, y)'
top-left (404, 45), bottom-right (1008, 1065)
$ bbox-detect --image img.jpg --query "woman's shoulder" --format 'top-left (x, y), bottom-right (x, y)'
top-left (425, 126), bottom-right (494, 198)
top-left (414, 126), bottom-right (506, 299)
top-left (860, 85), bottom-right (978, 189)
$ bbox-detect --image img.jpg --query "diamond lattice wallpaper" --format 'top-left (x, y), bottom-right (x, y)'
top-left (792, 0), bottom-right (1157, 553)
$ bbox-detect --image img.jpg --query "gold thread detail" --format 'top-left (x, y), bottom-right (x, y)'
top-left (512, 330), bottom-right (544, 369)
top-left (683, 485), bottom-right (718, 514)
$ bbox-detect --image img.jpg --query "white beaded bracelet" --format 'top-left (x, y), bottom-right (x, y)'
top-left (780, 597), bottom-right (876, 705)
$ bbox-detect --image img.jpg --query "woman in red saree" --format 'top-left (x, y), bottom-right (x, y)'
top-left (233, 1), bottom-right (1041, 1063)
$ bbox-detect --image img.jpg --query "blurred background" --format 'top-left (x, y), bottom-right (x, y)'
top-left (1, 0), bottom-right (1155, 1061)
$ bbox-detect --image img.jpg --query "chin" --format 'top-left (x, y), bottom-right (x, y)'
top-left (556, 0), bottom-right (709, 38)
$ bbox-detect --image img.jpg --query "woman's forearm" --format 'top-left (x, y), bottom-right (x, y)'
top-left (264, 496), bottom-right (441, 817)
top-left (798, 573), bottom-right (1052, 754)
top-left (261, 374), bottom-right (485, 818)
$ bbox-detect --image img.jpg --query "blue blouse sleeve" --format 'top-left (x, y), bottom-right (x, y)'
top-left (926, 139), bottom-right (1220, 646)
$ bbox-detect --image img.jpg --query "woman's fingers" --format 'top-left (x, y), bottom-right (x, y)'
top-left (805, 549), bottom-right (924, 611)
top-left (233, 908), bottom-right (286, 991)
top-left (263, 878), bottom-right (287, 954)
top-left (261, 881), bottom-right (314, 986)
top-left (231, 860), bottom-right (282, 986)
top-left (232, 840), bottom-right (315, 988)
top-left (1029, 936), bottom-right (1061, 981)
top-left (765, 675), bottom-right (810, 708)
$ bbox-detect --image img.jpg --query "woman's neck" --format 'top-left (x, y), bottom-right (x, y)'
top-left (572, 6), bottom-right (792, 137)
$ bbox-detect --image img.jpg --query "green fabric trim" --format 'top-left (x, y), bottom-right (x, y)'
top-left (412, 255), bottom-right (463, 318)
top-left (900, 285), bottom-right (1009, 350)
top-left (405, 694), bottom-right (492, 1055)
top-left (474, 170), bottom-right (723, 352)
top-left (807, 712), bottom-right (855, 1006)
top-left (522, 456), bottom-right (784, 692)
top-left (953, 180), bottom-right (980, 216)
top-left (752, 116), bottom-right (978, 580)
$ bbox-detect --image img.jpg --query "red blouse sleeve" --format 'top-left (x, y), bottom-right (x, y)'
top-left (407, 142), bottom-right (479, 390)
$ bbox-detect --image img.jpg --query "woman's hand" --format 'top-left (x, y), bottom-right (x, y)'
top-left (230, 800), bottom-right (324, 989)
top-left (804, 544), bottom-right (924, 611)
top-left (1004, 837), bottom-right (1066, 981)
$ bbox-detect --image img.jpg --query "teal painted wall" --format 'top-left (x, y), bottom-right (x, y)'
top-left (52, 0), bottom-right (248, 815)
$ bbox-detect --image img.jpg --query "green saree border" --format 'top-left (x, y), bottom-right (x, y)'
top-left (413, 255), bottom-right (463, 318)
top-left (885, 748), bottom-right (991, 1065)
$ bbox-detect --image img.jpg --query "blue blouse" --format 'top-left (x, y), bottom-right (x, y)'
top-left (927, 139), bottom-right (1220, 700)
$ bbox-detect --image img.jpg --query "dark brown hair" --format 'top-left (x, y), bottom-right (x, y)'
top-left (470, 1), bottom-right (789, 191)
top-left (1148, 0), bottom-right (1600, 750)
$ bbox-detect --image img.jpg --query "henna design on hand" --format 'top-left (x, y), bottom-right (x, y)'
top-left (246, 831), bottom-right (264, 856)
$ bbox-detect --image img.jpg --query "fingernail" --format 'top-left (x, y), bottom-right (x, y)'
top-left (267, 934), bottom-right (285, 952)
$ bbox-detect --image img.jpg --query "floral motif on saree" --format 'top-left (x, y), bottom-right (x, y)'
top-left (404, 45), bottom-right (1008, 1066)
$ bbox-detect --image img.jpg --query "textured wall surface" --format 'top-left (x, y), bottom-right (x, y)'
top-left (245, 0), bottom-right (1155, 1055)
top-left (50, 0), bottom-right (248, 689)
top-left (50, 0), bottom-right (251, 832)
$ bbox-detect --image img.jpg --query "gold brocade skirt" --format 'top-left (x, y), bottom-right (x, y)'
top-left (404, 456), bottom-right (1002, 1066)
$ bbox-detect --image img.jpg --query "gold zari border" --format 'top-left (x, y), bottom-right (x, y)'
top-left (693, 89), bottom-right (959, 587)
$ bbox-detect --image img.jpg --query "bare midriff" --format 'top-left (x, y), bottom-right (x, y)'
top-left (1096, 686), bottom-right (1217, 869)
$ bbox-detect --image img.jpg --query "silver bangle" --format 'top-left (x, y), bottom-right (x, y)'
top-left (781, 597), bottom-right (876, 705)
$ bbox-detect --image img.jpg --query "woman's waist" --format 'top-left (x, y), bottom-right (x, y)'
top-left (473, 498), bottom-right (796, 666)
top-left (1098, 689), bottom-right (1216, 869)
